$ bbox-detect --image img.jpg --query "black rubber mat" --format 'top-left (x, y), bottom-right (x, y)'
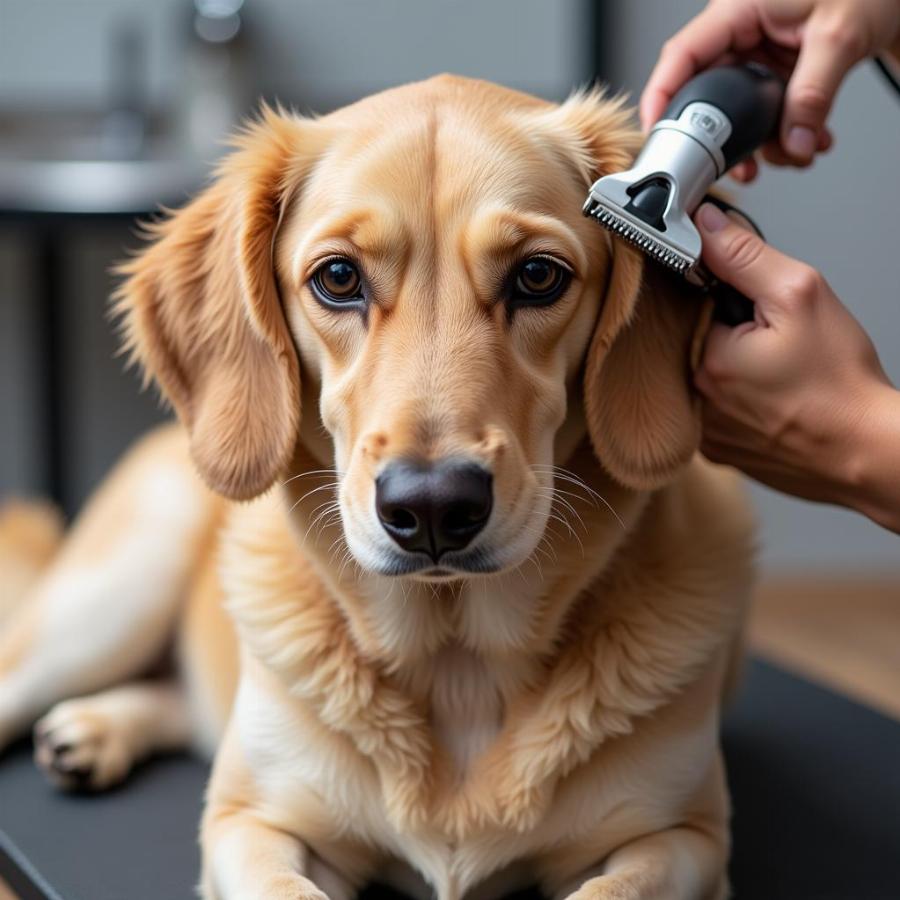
top-left (1, 659), bottom-right (898, 899)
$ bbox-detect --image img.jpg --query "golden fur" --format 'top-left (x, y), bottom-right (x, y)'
top-left (0, 75), bottom-right (754, 900)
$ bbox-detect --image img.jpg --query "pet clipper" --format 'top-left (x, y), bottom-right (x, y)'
top-left (584, 63), bottom-right (784, 316)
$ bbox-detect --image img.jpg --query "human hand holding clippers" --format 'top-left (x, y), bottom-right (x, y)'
top-left (692, 203), bottom-right (900, 533)
top-left (585, 24), bottom-right (900, 532)
top-left (640, 0), bottom-right (900, 182)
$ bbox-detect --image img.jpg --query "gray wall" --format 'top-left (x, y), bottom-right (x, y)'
top-left (608, 1), bottom-right (900, 574)
top-left (0, 234), bottom-right (43, 494)
top-left (0, 0), bottom-right (590, 110)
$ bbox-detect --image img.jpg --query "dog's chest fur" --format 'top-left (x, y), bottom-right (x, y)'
top-left (428, 644), bottom-right (504, 776)
top-left (224, 472), bottom-right (754, 900)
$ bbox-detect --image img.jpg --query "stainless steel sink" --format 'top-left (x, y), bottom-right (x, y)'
top-left (0, 109), bottom-right (207, 215)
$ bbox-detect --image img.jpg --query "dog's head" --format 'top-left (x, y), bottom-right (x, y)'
top-left (117, 76), bottom-right (703, 580)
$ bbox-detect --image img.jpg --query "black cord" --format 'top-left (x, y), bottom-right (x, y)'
top-left (874, 55), bottom-right (900, 98)
top-left (702, 194), bottom-right (765, 240)
top-left (692, 196), bottom-right (764, 326)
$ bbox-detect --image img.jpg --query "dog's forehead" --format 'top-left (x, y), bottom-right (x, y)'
top-left (300, 80), bottom-right (584, 226)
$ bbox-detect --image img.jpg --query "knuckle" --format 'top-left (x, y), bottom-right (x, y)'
top-left (816, 15), bottom-right (867, 58)
top-left (700, 346), bottom-right (730, 382)
top-left (722, 228), bottom-right (764, 271)
top-left (789, 83), bottom-right (832, 120)
top-left (779, 264), bottom-right (823, 308)
top-left (660, 36), bottom-right (678, 56)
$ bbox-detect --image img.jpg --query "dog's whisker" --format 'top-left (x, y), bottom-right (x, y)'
top-left (535, 524), bottom-right (560, 563)
top-left (285, 483), bottom-right (340, 516)
top-left (304, 501), bottom-right (343, 543)
top-left (532, 465), bottom-right (626, 531)
top-left (296, 481), bottom-right (341, 503)
top-left (534, 488), bottom-right (588, 534)
top-left (326, 532), bottom-right (349, 559)
top-left (522, 556), bottom-right (538, 582)
top-left (516, 516), bottom-right (560, 563)
top-left (531, 467), bottom-right (596, 497)
top-left (593, 493), bottom-right (626, 531)
top-left (513, 562), bottom-right (531, 589)
top-left (280, 468), bottom-right (343, 488)
top-left (287, 481), bottom-right (341, 516)
top-left (544, 509), bottom-right (578, 541)
top-left (337, 548), bottom-right (359, 582)
top-left (547, 485), bottom-right (599, 508)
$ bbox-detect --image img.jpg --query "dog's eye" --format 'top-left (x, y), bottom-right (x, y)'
top-left (311, 259), bottom-right (363, 305)
top-left (511, 256), bottom-right (570, 306)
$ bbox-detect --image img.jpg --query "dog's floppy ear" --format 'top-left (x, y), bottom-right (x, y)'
top-left (583, 244), bottom-right (705, 490)
top-left (530, 88), bottom-right (706, 489)
top-left (115, 108), bottom-right (321, 500)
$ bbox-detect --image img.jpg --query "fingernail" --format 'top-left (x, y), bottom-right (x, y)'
top-left (786, 125), bottom-right (816, 160)
top-left (698, 203), bottom-right (728, 233)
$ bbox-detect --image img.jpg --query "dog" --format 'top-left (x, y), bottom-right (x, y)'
top-left (0, 75), bottom-right (754, 900)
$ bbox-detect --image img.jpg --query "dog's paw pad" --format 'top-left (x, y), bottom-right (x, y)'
top-left (33, 701), bottom-right (133, 791)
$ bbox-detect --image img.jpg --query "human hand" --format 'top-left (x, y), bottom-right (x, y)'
top-left (641, 0), bottom-right (900, 181)
top-left (693, 202), bottom-right (900, 529)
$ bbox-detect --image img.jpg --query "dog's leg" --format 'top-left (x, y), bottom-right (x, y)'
top-left (556, 825), bottom-right (728, 900)
top-left (31, 680), bottom-right (190, 790)
top-left (200, 721), bottom-right (364, 900)
top-left (0, 500), bottom-right (63, 626)
top-left (553, 748), bottom-right (730, 900)
top-left (202, 806), bottom-right (331, 900)
top-left (0, 427), bottom-right (217, 751)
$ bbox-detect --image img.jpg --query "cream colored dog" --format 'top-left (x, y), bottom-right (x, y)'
top-left (0, 76), bottom-right (754, 900)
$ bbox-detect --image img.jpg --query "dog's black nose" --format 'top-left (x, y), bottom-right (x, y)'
top-left (375, 460), bottom-right (493, 560)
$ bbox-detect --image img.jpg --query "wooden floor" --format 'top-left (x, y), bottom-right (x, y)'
top-left (748, 577), bottom-right (900, 721)
top-left (1, 577), bottom-right (897, 899)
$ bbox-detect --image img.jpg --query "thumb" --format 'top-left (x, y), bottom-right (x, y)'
top-left (781, 11), bottom-right (864, 161)
top-left (695, 203), bottom-right (797, 317)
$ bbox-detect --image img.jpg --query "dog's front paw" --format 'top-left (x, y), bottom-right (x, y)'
top-left (249, 876), bottom-right (330, 900)
top-left (564, 876), bottom-right (647, 900)
top-left (33, 699), bottom-right (134, 791)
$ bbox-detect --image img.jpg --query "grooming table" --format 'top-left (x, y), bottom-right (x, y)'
top-left (2, 660), bottom-right (899, 900)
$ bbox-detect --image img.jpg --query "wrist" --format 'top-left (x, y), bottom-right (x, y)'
top-left (890, 38), bottom-right (900, 65)
top-left (837, 381), bottom-right (900, 532)
top-left (889, 18), bottom-right (900, 63)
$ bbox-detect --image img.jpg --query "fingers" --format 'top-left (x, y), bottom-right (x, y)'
top-left (731, 126), bottom-right (834, 181)
top-left (694, 321), bottom-right (745, 393)
top-left (695, 202), bottom-right (822, 320)
top-left (728, 158), bottom-right (759, 183)
top-left (640, 6), bottom-right (761, 129)
top-left (642, 1), bottom-right (856, 165)
top-left (780, 9), bottom-right (866, 161)
top-left (761, 125), bottom-right (834, 165)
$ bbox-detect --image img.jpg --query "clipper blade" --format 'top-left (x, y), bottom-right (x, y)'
top-left (582, 195), bottom-right (694, 277)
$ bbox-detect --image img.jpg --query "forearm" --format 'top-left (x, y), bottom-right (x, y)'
top-left (840, 384), bottom-right (900, 534)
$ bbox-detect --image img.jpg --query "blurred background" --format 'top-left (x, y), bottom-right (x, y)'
top-left (0, 1), bottom-right (897, 586)
top-left (2, 9), bottom-right (898, 897)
